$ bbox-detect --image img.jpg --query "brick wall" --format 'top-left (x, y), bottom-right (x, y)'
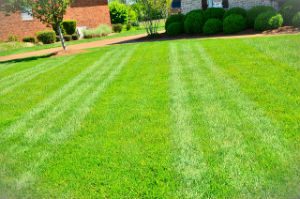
top-left (181, 0), bottom-right (277, 14)
top-left (0, 0), bottom-right (111, 41)
top-left (65, 0), bottom-right (111, 28)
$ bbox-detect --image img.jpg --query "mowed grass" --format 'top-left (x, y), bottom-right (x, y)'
top-left (0, 34), bottom-right (300, 198)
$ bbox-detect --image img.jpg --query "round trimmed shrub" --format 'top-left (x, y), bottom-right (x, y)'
top-left (224, 7), bottom-right (247, 19)
top-left (165, 13), bottom-right (185, 31)
top-left (204, 8), bottom-right (225, 20)
top-left (280, 0), bottom-right (300, 25)
top-left (63, 35), bottom-right (72, 41)
top-left (254, 11), bottom-right (283, 31)
top-left (223, 14), bottom-right (247, 34)
top-left (112, 24), bottom-right (123, 33)
top-left (203, 19), bottom-right (223, 35)
top-left (166, 22), bottom-right (183, 36)
top-left (184, 9), bottom-right (206, 34)
top-left (292, 12), bottom-right (300, 27)
top-left (36, 30), bottom-right (56, 44)
top-left (22, 37), bottom-right (35, 43)
top-left (72, 34), bottom-right (79, 40)
top-left (247, 6), bottom-right (276, 28)
top-left (62, 20), bottom-right (77, 35)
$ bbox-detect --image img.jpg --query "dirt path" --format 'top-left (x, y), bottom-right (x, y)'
top-left (0, 31), bottom-right (298, 62)
top-left (0, 33), bottom-right (148, 62)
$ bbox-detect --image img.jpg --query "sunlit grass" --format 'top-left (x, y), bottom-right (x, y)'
top-left (0, 34), bottom-right (299, 198)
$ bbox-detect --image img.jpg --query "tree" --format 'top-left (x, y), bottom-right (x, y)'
top-left (1, 0), bottom-right (72, 50)
top-left (137, 0), bottom-right (170, 36)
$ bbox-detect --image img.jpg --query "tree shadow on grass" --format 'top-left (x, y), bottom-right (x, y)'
top-left (0, 53), bottom-right (56, 64)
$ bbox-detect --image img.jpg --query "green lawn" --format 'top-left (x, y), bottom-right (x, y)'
top-left (0, 34), bottom-right (300, 198)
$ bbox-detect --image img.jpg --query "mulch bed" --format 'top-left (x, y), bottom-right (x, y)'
top-left (120, 26), bottom-right (299, 44)
top-left (263, 26), bottom-right (299, 35)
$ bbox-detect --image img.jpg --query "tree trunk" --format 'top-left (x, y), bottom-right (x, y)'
top-left (57, 25), bottom-right (66, 50)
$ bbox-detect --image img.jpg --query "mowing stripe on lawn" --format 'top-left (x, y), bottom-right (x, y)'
top-left (243, 37), bottom-right (300, 70)
top-left (0, 48), bottom-right (118, 141)
top-left (185, 41), bottom-right (291, 197)
top-left (0, 58), bottom-right (55, 85)
top-left (0, 63), bottom-right (18, 73)
top-left (182, 42), bottom-right (262, 197)
top-left (201, 39), bottom-right (300, 143)
top-left (169, 43), bottom-right (207, 198)
top-left (196, 42), bottom-right (289, 160)
top-left (22, 48), bottom-right (128, 142)
top-left (1, 45), bottom-right (138, 193)
top-left (2, 47), bottom-right (119, 154)
top-left (0, 56), bottom-right (75, 95)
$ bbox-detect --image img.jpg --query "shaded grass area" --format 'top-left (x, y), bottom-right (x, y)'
top-left (0, 34), bottom-right (300, 198)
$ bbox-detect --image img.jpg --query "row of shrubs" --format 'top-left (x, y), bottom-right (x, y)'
top-left (22, 31), bottom-right (79, 44)
top-left (166, 0), bottom-right (300, 36)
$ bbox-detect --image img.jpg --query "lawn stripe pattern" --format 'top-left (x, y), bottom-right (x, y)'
top-left (0, 34), bottom-right (300, 198)
top-left (169, 43), bottom-right (207, 198)
top-left (0, 56), bottom-right (75, 95)
top-left (0, 45), bottom-right (138, 195)
top-left (0, 58), bottom-right (55, 84)
top-left (0, 49), bottom-right (117, 141)
top-left (0, 63), bottom-right (18, 73)
top-left (191, 41), bottom-right (291, 197)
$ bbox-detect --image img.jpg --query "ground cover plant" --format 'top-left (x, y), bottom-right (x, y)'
top-left (0, 34), bottom-right (300, 198)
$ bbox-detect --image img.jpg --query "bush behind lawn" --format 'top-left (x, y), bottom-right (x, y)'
top-left (204, 8), bottom-right (225, 20)
top-left (22, 37), bottom-right (35, 43)
top-left (223, 14), bottom-right (247, 34)
top-left (112, 24), bottom-right (123, 33)
top-left (224, 7), bottom-right (247, 19)
top-left (109, 1), bottom-right (128, 24)
top-left (203, 19), bottom-right (223, 35)
top-left (184, 9), bottom-right (206, 34)
top-left (36, 30), bottom-right (56, 44)
top-left (247, 6), bottom-right (276, 28)
top-left (165, 13), bottom-right (185, 31)
top-left (166, 22), bottom-right (184, 36)
top-left (280, 0), bottom-right (300, 25)
top-left (254, 11), bottom-right (283, 31)
top-left (292, 12), bottom-right (300, 27)
top-left (62, 20), bottom-right (77, 35)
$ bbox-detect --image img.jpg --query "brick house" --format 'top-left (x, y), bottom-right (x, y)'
top-left (0, 0), bottom-right (111, 41)
top-left (172, 0), bottom-right (278, 14)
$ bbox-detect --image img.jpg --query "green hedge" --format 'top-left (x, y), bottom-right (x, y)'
top-left (292, 12), bottom-right (300, 27)
top-left (165, 13), bottom-right (185, 31)
top-left (280, 0), bottom-right (300, 25)
top-left (254, 11), bottom-right (283, 31)
top-left (247, 6), bottom-right (276, 28)
top-left (166, 22), bottom-right (184, 36)
top-left (223, 14), bottom-right (247, 34)
top-left (204, 8), bottom-right (225, 20)
top-left (63, 35), bottom-right (72, 41)
top-left (62, 20), bottom-right (77, 35)
top-left (36, 30), bottom-right (56, 44)
top-left (22, 37), bottom-right (35, 43)
top-left (203, 18), bottom-right (223, 35)
top-left (184, 9), bottom-right (206, 34)
top-left (112, 24), bottom-right (123, 33)
top-left (109, 1), bottom-right (128, 24)
top-left (224, 7), bottom-right (247, 19)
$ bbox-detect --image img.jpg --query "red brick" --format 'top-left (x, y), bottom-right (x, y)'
top-left (0, 0), bottom-right (111, 41)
